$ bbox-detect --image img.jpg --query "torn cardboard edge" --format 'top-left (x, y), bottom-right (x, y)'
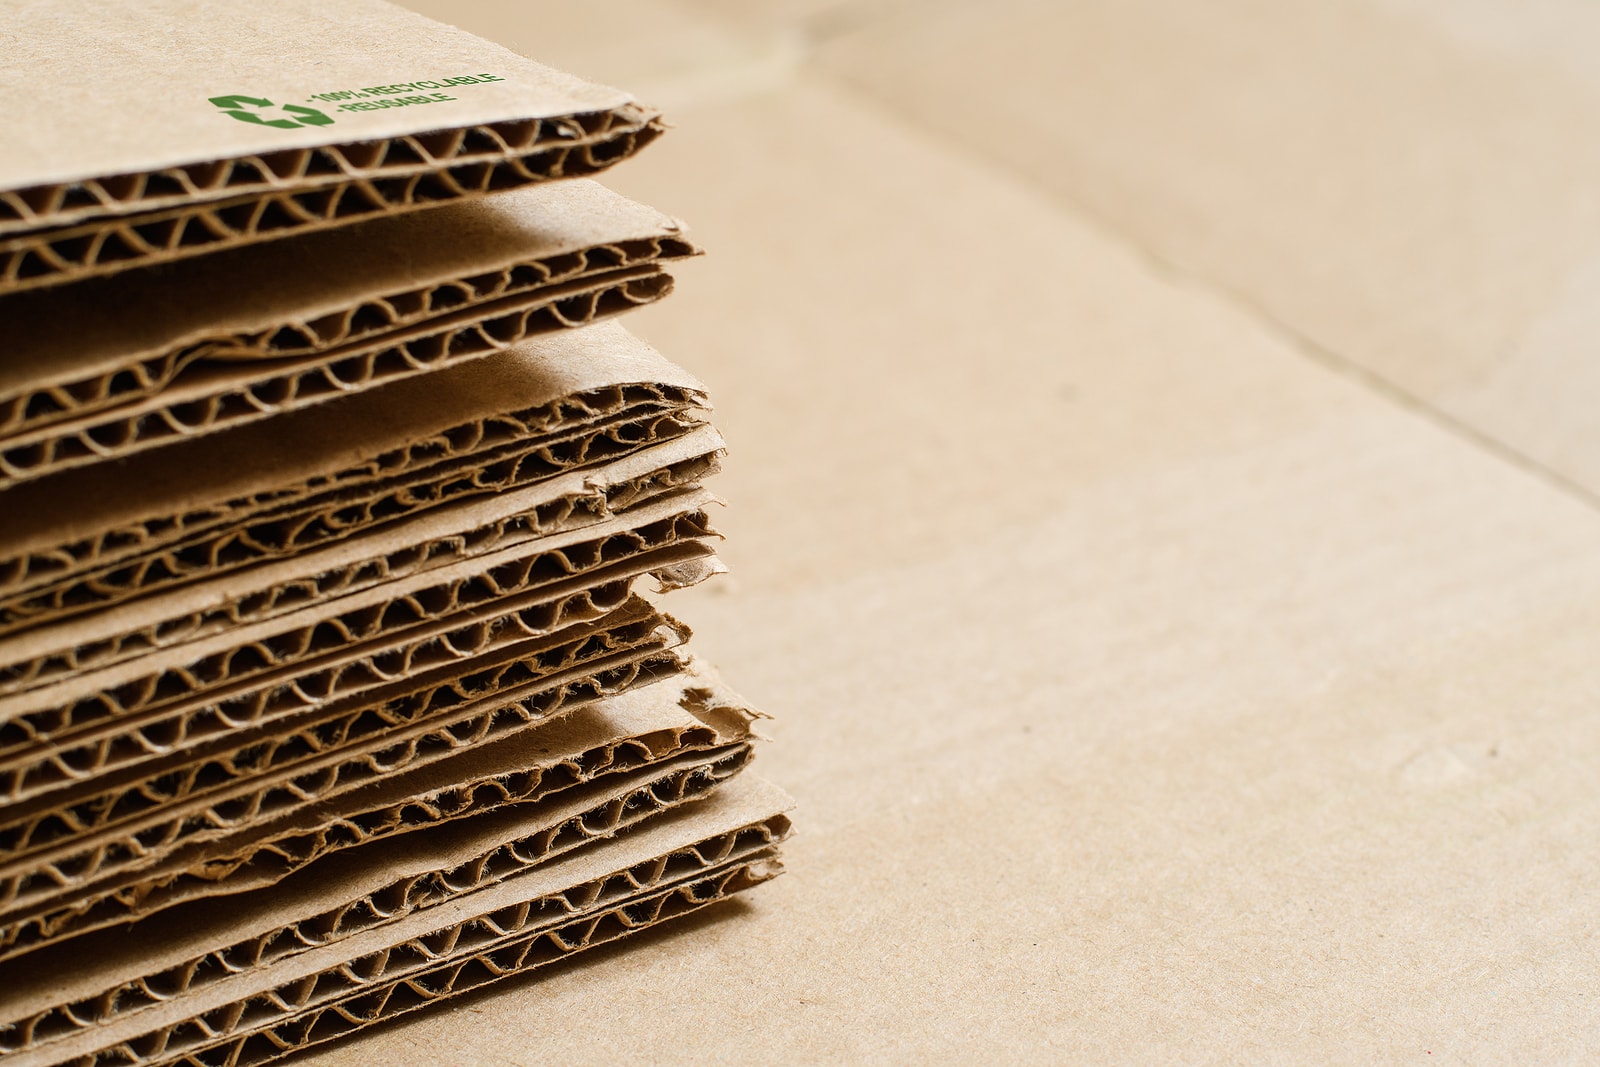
top-left (0, 181), bottom-right (697, 445)
top-left (0, 424), bottom-right (725, 714)
top-left (0, 502), bottom-right (722, 799)
top-left (5, 774), bottom-right (791, 1067)
top-left (0, 663), bottom-right (766, 1039)
top-left (0, 597), bottom-right (690, 921)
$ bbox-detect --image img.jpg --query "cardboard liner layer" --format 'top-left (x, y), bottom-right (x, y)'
top-left (0, 184), bottom-right (687, 410)
top-left (0, 188), bottom-right (697, 488)
top-left (0, 501), bottom-right (722, 803)
top-left (4, 776), bottom-right (792, 1067)
top-left (0, 479), bottom-right (716, 713)
top-left (0, 667), bottom-right (767, 1054)
top-left (0, 0), bottom-right (671, 293)
top-left (0, 597), bottom-right (690, 936)
top-left (196, 859), bottom-right (777, 1067)
top-left (0, 269), bottom-right (675, 487)
top-left (0, 641), bottom-right (698, 965)
top-left (0, 425), bottom-right (726, 736)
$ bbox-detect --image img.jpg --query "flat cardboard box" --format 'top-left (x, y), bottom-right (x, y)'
top-left (268, 2), bottom-right (1600, 1062)
top-left (0, 0), bottom-right (665, 292)
top-left (0, 185), bottom-right (697, 487)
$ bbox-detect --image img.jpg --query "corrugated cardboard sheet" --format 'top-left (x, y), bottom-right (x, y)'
top-left (0, 3), bottom-right (792, 1061)
top-left (263, 0), bottom-right (1600, 1063)
top-left (0, 0), bottom-right (665, 291)
top-left (0, 666), bottom-right (764, 1029)
top-left (0, 184), bottom-right (697, 486)
top-left (4, 772), bottom-right (791, 1067)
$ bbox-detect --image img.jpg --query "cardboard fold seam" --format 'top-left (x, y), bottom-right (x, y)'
top-left (0, 105), bottom-right (665, 297)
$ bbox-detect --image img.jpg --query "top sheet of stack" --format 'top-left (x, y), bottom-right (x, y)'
top-left (0, 0), bottom-right (662, 293)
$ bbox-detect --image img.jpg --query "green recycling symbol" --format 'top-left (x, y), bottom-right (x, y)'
top-left (209, 95), bottom-right (334, 129)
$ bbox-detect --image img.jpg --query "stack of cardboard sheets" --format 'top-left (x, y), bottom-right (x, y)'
top-left (0, 2), bottom-right (790, 1064)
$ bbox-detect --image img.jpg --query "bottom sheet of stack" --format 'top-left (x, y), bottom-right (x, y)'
top-left (0, 323), bottom-right (790, 1067)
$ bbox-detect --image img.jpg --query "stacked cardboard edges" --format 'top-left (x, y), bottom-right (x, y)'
top-left (0, 2), bottom-right (791, 1064)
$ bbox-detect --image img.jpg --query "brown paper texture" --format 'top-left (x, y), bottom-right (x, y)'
top-left (810, 0), bottom-right (1600, 503)
top-left (0, 188), bottom-right (698, 488)
top-left (273, 4), bottom-right (1599, 1062)
top-left (0, 0), bottom-right (666, 292)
